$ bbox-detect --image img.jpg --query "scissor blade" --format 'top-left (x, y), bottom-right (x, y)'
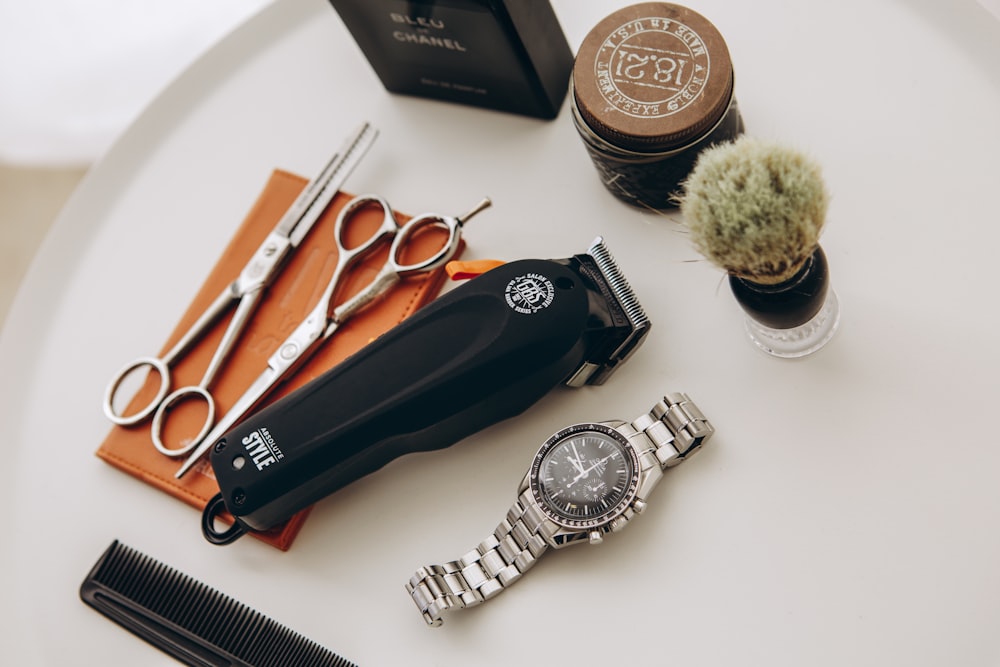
top-left (174, 367), bottom-right (281, 479)
top-left (274, 122), bottom-right (379, 246)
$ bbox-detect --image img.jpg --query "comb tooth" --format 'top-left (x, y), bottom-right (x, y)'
top-left (312, 639), bottom-right (334, 665)
top-left (215, 605), bottom-right (238, 650)
top-left (209, 597), bottom-right (234, 645)
top-left (241, 617), bottom-right (268, 664)
top-left (298, 643), bottom-right (317, 667)
top-left (217, 595), bottom-right (246, 645)
top-left (171, 575), bottom-right (198, 629)
top-left (176, 578), bottom-right (204, 632)
top-left (233, 614), bottom-right (271, 655)
top-left (198, 580), bottom-right (226, 639)
top-left (148, 565), bottom-right (171, 613)
top-left (201, 598), bottom-right (223, 645)
top-left (302, 635), bottom-right (325, 666)
top-left (268, 625), bottom-right (297, 667)
top-left (301, 635), bottom-right (329, 667)
top-left (301, 633), bottom-right (327, 667)
top-left (144, 560), bottom-right (169, 610)
top-left (246, 620), bottom-right (274, 665)
top-left (98, 541), bottom-right (130, 587)
top-left (219, 603), bottom-right (251, 652)
top-left (255, 624), bottom-right (282, 667)
top-left (117, 550), bottom-right (145, 599)
top-left (287, 627), bottom-right (318, 667)
top-left (233, 613), bottom-right (267, 660)
top-left (300, 641), bottom-right (323, 667)
top-left (91, 542), bottom-right (114, 582)
top-left (245, 628), bottom-right (266, 665)
top-left (80, 541), bottom-right (357, 667)
top-left (160, 569), bottom-right (190, 625)
top-left (201, 592), bottom-right (232, 645)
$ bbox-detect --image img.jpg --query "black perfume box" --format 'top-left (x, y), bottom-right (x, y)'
top-left (328, 0), bottom-right (573, 119)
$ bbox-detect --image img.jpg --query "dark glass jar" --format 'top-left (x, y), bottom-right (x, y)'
top-left (728, 246), bottom-right (840, 358)
top-left (571, 2), bottom-right (744, 210)
top-left (729, 247), bottom-right (831, 330)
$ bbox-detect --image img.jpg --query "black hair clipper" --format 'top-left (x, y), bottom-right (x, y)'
top-left (202, 237), bottom-right (651, 544)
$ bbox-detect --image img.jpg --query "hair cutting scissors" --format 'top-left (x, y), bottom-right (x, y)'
top-left (103, 122), bottom-right (378, 458)
top-left (175, 193), bottom-right (491, 478)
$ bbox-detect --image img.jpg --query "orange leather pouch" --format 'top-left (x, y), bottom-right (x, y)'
top-left (97, 169), bottom-right (458, 550)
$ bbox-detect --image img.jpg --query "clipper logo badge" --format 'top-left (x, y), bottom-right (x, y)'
top-left (241, 428), bottom-right (284, 471)
top-left (505, 273), bottom-right (555, 314)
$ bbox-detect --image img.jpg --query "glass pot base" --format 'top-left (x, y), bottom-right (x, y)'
top-left (743, 289), bottom-right (840, 358)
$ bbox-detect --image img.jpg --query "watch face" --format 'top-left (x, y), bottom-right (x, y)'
top-left (529, 423), bottom-right (640, 528)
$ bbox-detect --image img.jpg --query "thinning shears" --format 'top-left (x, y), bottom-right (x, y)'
top-left (103, 122), bottom-right (378, 458)
top-left (175, 193), bottom-right (491, 478)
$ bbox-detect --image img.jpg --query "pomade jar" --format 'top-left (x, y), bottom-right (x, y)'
top-left (571, 2), bottom-right (744, 210)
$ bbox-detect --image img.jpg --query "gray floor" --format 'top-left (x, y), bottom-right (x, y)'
top-left (0, 165), bottom-right (87, 328)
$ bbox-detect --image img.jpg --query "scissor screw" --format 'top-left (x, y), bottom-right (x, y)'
top-left (214, 439), bottom-right (227, 453)
top-left (232, 489), bottom-right (246, 506)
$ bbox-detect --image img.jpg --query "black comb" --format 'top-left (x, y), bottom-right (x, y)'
top-left (80, 540), bottom-right (357, 667)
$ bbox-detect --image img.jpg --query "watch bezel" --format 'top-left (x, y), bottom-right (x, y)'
top-left (528, 422), bottom-right (641, 529)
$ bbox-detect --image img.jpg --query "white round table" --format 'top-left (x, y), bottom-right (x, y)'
top-left (2, 0), bottom-right (999, 664)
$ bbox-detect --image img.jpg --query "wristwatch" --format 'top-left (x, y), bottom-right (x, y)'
top-left (406, 392), bottom-right (715, 626)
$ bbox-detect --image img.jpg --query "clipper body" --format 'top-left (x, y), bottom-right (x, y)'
top-left (205, 240), bottom-right (650, 539)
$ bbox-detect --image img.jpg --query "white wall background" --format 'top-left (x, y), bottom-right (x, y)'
top-left (0, 0), bottom-right (271, 166)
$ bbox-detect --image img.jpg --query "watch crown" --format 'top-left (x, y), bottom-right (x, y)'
top-left (588, 530), bottom-right (604, 545)
top-left (632, 499), bottom-right (647, 514)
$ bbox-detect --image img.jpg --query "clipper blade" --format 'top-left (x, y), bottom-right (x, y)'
top-left (566, 237), bottom-right (651, 386)
top-left (587, 236), bottom-right (650, 334)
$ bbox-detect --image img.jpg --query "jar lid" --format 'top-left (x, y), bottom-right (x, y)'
top-left (573, 3), bottom-right (735, 153)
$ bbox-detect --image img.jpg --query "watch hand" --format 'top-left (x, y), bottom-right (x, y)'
top-left (567, 456), bottom-right (605, 487)
top-left (567, 454), bottom-right (617, 487)
top-left (569, 444), bottom-right (586, 474)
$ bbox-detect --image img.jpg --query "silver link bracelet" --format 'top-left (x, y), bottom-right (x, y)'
top-left (405, 393), bottom-right (713, 626)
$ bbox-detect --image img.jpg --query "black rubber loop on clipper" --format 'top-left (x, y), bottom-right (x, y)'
top-left (201, 492), bottom-right (247, 545)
